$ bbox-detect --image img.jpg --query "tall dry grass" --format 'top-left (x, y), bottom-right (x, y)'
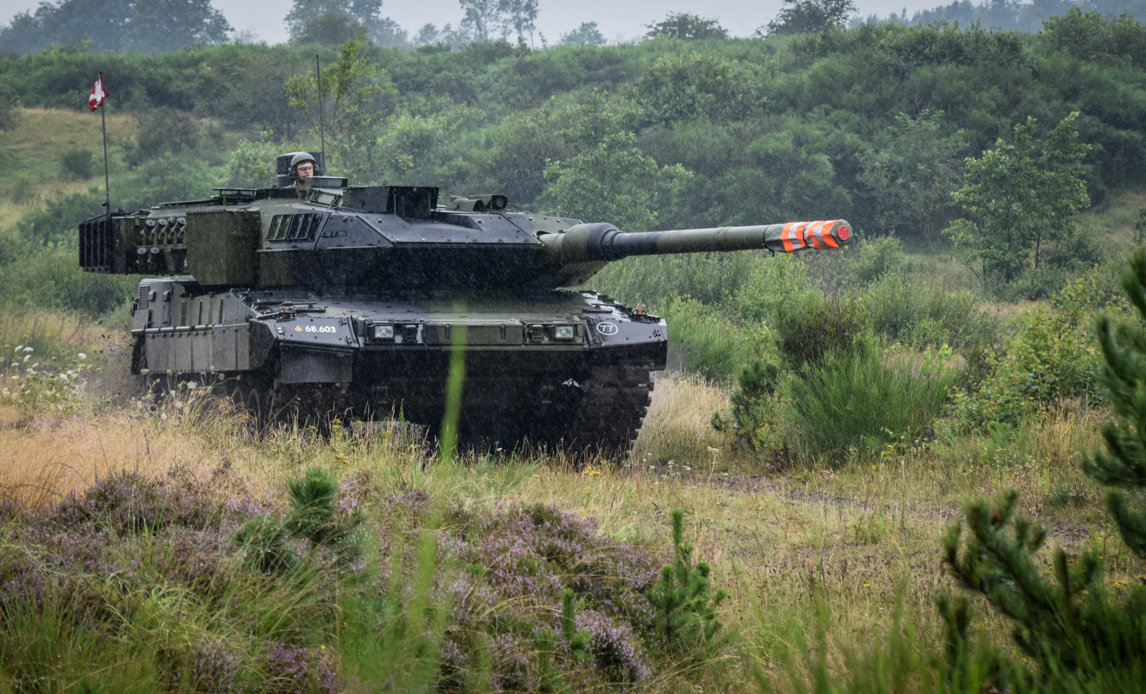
top-left (634, 371), bottom-right (730, 466)
top-left (0, 364), bottom-right (1124, 692)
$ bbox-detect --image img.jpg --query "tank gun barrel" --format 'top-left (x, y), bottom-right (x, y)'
top-left (540, 219), bottom-right (852, 263)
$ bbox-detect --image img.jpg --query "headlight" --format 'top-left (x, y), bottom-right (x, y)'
top-left (554, 325), bottom-right (575, 340)
top-left (373, 325), bottom-right (394, 339)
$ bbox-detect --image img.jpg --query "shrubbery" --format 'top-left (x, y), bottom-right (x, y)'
top-left (788, 338), bottom-right (960, 461)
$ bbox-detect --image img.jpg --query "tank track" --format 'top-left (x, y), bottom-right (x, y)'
top-left (140, 356), bottom-right (656, 458)
top-left (548, 363), bottom-right (655, 460)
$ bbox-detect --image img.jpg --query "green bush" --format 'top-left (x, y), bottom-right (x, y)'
top-left (0, 243), bottom-right (136, 315)
top-left (592, 251), bottom-right (763, 312)
top-left (733, 254), bottom-right (817, 324)
top-left (788, 338), bottom-right (960, 462)
top-left (59, 146), bottom-right (95, 180)
top-left (663, 296), bottom-right (767, 381)
top-left (17, 191), bottom-right (105, 247)
top-left (711, 359), bottom-right (788, 456)
top-left (847, 235), bottom-right (908, 284)
top-left (951, 276), bottom-right (1110, 429)
top-left (773, 291), bottom-right (867, 369)
top-left (861, 273), bottom-right (999, 350)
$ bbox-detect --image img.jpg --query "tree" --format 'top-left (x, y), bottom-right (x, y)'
top-left (292, 12), bottom-right (369, 46)
top-left (212, 55), bottom-right (304, 140)
top-left (759, 0), bottom-right (857, 36)
top-left (458, 0), bottom-right (538, 44)
top-left (934, 251), bottom-right (1146, 690)
top-left (629, 52), bottom-right (763, 125)
top-left (118, 0), bottom-right (231, 53)
top-left (1086, 247), bottom-right (1146, 560)
top-left (543, 97), bottom-right (692, 232)
top-left (0, 76), bottom-right (18, 133)
top-left (559, 21), bottom-right (606, 47)
top-left (0, 0), bottom-right (229, 55)
top-left (1041, 8), bottom-right (1146, 70)
top-left (947, 112), bottom-right (1091, 283)
top-left (285, 0), bottom-right (406, 46)
top-left (643, 13), bottom-right (728, 41)
top-left (857, 110), bottom-right (968, 244)
top-left (285, 36), bottom-right (394, 171)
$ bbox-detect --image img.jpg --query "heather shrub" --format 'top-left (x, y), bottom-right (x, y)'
top-left (54, 469), bottom-right (221, 534)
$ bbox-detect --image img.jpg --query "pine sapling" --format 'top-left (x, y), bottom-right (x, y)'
top-left (646, 509), bottom-right (727, 656)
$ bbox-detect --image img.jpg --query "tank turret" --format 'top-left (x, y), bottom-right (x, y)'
top-left (79, 166), bottom-right (850, 457)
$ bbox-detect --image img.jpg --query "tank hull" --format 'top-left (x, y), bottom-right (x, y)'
top-left (131, 278), bottom-right (666, 454)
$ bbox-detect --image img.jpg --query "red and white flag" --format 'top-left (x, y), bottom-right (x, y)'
top-left (88, 73), bottom-right (106, 111)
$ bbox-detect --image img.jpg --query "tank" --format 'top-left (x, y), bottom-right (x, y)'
top-left (79, 152), bottom-right (851, 455)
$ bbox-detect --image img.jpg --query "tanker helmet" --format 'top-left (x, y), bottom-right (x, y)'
top-left (291, 152), bottom-right (318, 179)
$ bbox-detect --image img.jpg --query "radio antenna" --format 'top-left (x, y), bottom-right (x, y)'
top-left (316, 54), bottom-right (326, 174)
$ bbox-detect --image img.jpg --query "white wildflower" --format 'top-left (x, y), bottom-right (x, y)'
top-left (23, 355), bottom-right (31, 363)
top-left (22, 347), bottom-right (33, 353)
top-left (187, 381), bottom-right (198, 389)
top-left (14, 345), bottom-right (23, 353)
top-left (77, 353), bottom-right (87, 360)
top-left (140, 368), bottom-right (149, 375)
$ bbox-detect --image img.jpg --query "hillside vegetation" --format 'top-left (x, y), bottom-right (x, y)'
top-left (1, 15), bottom-right (1146, 693)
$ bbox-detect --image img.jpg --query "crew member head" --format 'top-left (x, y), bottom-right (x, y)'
top-left (291, 152), bottom-right (318, 185)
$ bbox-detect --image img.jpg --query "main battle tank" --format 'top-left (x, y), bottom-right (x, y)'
top-left (79, 152), bottom-right (851, 454)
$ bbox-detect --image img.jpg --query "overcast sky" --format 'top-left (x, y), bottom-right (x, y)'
top-left (0, 0), bottom-right (938, 44)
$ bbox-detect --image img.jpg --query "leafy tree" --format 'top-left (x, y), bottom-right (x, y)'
top-left (458, 0), bottom-right (538, 44)
top-left (285, 0), bottom-right (398, 45)
top-left (543, 98), bottom-right (691, 231)
top-left (210, 55), bottom-right (304, 141)
top-left (1041, 8), bottom-right (1146, 70)
top-left (947, 112), bottom-right (1091, 283)
top-left (0, 0), bottom-right (230, 56)
top-left (643, 13), bottom-right (729, 41)
top-left (116, 0), bottom-right (231, 53)
top-left (857, 110), bottom-right (967, 244)
top-left (760, 0), bottom-right (858, 36)
top-left (501, 0), bottom-right (539, 46)
top-left (628, 52), bottom-right (763, 126)
top-left (292, 13), bottom-right (370, 46)
top-left (286, 35), bottom-right (395, 171)
top-left (559, 21), bottom-right (606, 47)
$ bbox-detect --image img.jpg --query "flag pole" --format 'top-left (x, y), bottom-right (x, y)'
top-left (98, 72), bottom-right (111, 214)
top-left (316, 55), bottom-right (326, 174)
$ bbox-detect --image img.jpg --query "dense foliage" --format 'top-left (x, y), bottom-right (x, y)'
top-left (1, 16), bottom-right (1144, 245)
top-left (0, 0), bottom-right (231, 56)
